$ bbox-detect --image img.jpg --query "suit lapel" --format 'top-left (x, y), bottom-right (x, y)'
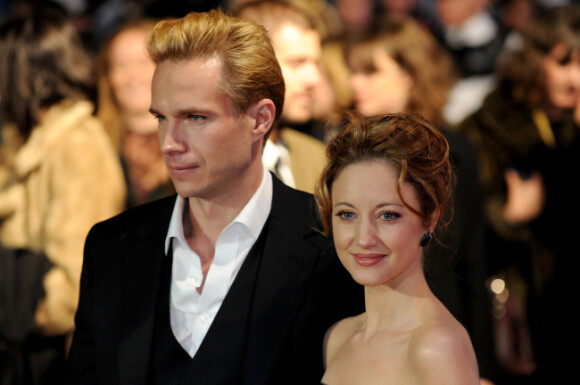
top-left (241, 217), bottom-right (322, 385)
top-left (117, 197), bottom-right (175, 385)
top-left (240, 177), bottom-right (325, 384)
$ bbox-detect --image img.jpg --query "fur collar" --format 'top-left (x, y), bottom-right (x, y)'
top-left (14, 100), bottom-right (94, 177)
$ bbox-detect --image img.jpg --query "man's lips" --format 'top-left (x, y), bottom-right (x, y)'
top-left (166, 164), bottom-right (199, 176)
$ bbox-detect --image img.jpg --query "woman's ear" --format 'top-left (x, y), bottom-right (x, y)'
top-left (247, 98), bottom-right (275, 144)
top-left (425, 208), bottom-right (440, 232)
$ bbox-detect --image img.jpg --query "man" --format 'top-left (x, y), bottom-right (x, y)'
top-left (235, 0), bottom-right (328, 194)
top-left (434, 0), bottom-right (507, 125)
top-left (64, 8), bottom-right (362, 385)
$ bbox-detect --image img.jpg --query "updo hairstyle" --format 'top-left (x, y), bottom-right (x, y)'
top-left (315, 110), bottom-right (454, 237)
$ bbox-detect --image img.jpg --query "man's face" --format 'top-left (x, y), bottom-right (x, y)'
top-left (272, 23), bottom-right (322, 124)
top-left (437, 0), bottom-right (485, 28)
top-left (151, 57), bottom-right (259, 200)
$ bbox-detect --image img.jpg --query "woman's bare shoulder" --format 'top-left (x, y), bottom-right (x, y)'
top-left (408, 316), bottom-right (480, 385)
top-left (323, 313), bottom-right (364, 366)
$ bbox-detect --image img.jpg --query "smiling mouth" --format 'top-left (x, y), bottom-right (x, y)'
top-left (352, 253), bottom-right (386, 266)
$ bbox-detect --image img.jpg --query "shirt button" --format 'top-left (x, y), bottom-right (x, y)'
top-left (186, 277), bottom-right (198, 287)
top-left (200, 313), bottom-right (210, 323)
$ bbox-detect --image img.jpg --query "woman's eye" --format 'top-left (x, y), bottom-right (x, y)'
top-left (380, 211), bottom-right (400, 221)
top-left (557, 49), bottom-right (573, 65)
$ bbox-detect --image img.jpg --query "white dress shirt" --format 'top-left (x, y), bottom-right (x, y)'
top-left (164, 169), bottom-right (273, 357)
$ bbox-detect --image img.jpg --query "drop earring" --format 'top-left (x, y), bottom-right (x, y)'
top-left (419, 231), bottom-right (433, 247)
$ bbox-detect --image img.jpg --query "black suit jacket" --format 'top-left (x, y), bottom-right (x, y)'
top-left (64, 175), bottom-right (363, 385)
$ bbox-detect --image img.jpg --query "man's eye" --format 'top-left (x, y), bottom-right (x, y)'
top-left (188, 115), bottom-right (204, 121)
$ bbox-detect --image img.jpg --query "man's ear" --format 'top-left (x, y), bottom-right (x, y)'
top-left (248, 98), bottom-right (275, 143)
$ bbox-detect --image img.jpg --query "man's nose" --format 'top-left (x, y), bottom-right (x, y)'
top-left (160, 122), bottom-right (186, 155)
top-left (304, 62), bottom-right (322, 88)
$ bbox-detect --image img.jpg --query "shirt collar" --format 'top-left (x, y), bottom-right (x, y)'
top-left (164, 167), bottom-right (273, 255)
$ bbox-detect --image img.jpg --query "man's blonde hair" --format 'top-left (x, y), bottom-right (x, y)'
top-left (146, 8), bottom-right (285, 129)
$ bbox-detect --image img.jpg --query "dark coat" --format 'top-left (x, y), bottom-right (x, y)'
top-left (64, 175), bottom-right (364, 385)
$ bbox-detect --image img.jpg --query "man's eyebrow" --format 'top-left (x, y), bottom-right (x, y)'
top-left (149, 107), bottom-right (213, 117)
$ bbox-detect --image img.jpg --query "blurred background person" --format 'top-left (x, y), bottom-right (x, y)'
top-left (0, 4), bottom-right (126, 384)
top-left (432, 0), bottom-right (508, 126)
top-left (458, 5), bottom-right (580, 383)
top-left (345, 14), bottom-right (499, 384)
top-left (310, 34), bottom-right (354, 142)
top-left (235, 0), bottom-right (328, 194)
top-left (97, 17), bottom-right (174, 208)
top-left (332, 0), bottom-right (378, 33)
top-left (380, 0), bottom-right (438, 30)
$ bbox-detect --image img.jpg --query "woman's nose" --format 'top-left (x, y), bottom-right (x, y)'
top-left (356, 219), bottom-right (378, 248)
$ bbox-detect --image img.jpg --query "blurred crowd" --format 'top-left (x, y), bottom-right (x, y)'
top-left (1, 0), bottom-right (579, 384)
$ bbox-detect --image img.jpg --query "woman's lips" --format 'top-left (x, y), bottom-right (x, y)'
top-left (352, 253), bottom-right (386, 267)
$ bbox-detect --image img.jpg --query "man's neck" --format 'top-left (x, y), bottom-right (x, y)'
top-left (181, 165), bottom-right (265, 292)
top-left (183, 165), bottom-right (265, 253)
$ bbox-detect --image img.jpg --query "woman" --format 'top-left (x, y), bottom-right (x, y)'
top-left (459, 5), bottom-right (580, 232)
top-left (347, 14), bottom-right (454, 127)
top-left (0, 6), bottom-right (126, 383)
top-left (344, 14), bottom-right (497, 383)
top-left (315, 111), bottom-right (479, 384)
top-left (97, 18), bottom-right (173, 208)
top-left (458, 6), bottom-right (580, 382)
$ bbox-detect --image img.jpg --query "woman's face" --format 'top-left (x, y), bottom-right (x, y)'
top-left (350, 48), bottom-right (413, 117)
top-left (108, 28), bottom-right (156, 114)
top-left (542, 43), bottom-right (580, 112)
top-left (331, 159), bottom-right (427, 287)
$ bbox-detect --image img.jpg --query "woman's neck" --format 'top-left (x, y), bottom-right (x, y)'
top-left (361, 262), bottom-right (434, 336)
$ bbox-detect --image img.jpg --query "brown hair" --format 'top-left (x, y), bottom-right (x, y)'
top-left (315, 110), bottom-right (454, 237)
top-left (146, 8), bottom-right (285, 131)
top-left (320, 35), bottom-right (354, 114)
top-left (346, 15), bottom-right (456, 126)
top-left (501, 5), bottom-right (580, 109)
top-left (233, 0), bottom-right (320, 39)
top-left (97, 18), bottom-right (158, 150)
top-left (0, 5), bottom-right (96, 138)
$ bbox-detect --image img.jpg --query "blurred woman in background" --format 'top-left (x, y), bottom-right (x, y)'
top-left (0, 5), bottom-right (125, 384)
top-left (97, 18), bottom-right (173, 209)
top-left (458, 6), bottom-right (580, 383)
